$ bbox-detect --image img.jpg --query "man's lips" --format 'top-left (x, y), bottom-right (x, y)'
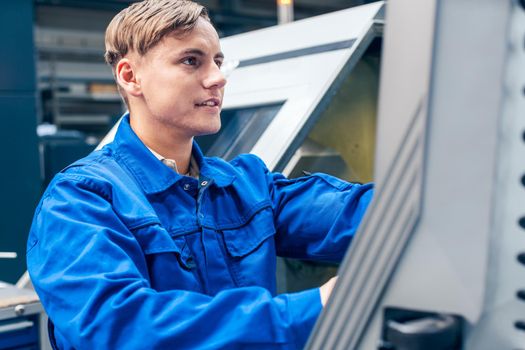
top-left (195, 98), bottom-right (221, 107)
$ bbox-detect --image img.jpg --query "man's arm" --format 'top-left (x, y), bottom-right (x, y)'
top-left (260, 157), bottom-right (374, 262)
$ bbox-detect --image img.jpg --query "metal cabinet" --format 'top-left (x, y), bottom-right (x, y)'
top-left (0, 282), bottom-right (49, 350)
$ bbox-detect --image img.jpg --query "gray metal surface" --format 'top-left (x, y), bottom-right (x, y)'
top-left (308, 0), bottom-right (520, 349)
top-left (466, 1), bottom-right (525, 348)
top-left (220, 2), bottom-right (384, 170)
top-left (273, 18), bottom-right (383, 173)
top-left (360, 1), bottom-right (512, 346)
top-left (0, 281), bottom-right (51, 350)
top-left (282, 36), bottom-right (381, 185)
top-left (198, 104), bottom-right (282, 160)
top-left (306, 0), bottom-right (436, 348)
top-left (306, 95), bottom-right (429, 350)
top-left (0, 282), bottom-right (41, 321)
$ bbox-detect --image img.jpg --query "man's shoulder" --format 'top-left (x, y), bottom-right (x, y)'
top-left (59, 145), bottom-right (116, 175)
top-left (47, 144), bottom-right (131, 194)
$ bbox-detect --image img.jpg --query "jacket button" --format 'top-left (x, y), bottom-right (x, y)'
top-left (200, 180), bottom-right (208, 187)
top-left (183, 183), bottom-right (190, 191)
top-left (186, 257), bottom-right (195, 269)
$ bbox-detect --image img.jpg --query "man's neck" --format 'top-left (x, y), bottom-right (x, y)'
top-left (129, 114), bottom-right (193, 175)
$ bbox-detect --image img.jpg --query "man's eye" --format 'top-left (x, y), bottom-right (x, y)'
top-left (215, 60), bottom-right (223, 68)
top-left (182, 57), bottom-right (198, 65)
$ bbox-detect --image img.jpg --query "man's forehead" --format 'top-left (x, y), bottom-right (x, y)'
top-left (161, 27), bottom-right (221, 55)
top-left (174, 20), bottom-right (218, 41)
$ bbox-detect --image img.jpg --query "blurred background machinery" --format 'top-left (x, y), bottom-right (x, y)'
top-left (307, 0), bottom-right (525, 349)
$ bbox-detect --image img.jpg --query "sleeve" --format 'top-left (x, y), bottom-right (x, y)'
top-left (262, 159), bottom-right (374, 262)
top-left (26, 176), bottom-right (321, 350)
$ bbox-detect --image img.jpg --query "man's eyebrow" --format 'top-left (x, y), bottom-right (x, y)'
top-left (179, 48), bottom-right (225, 59)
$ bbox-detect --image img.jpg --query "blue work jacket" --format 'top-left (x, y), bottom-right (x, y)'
top-left (27, 115), bottom-right (373, 350)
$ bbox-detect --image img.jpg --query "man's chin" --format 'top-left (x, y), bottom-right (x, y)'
top-left (196, 131), bottom-right (220, 137)
top-left (195, 125), bottom-right (221, 137)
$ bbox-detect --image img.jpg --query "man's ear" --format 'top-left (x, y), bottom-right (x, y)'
top-left (115, 58), bottom-right (142, 97)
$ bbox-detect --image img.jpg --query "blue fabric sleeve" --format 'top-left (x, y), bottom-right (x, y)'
top-left (260, 157), bottom-right (374, 262)
top-left (27, 176), bottom-right (321, 350)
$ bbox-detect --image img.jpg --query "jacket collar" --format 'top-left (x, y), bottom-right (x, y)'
top-left (111, 114), bottom-right (235, 195)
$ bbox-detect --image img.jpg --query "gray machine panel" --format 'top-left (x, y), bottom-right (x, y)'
top-left (308, 0), bottom-right (525, 349)
top-left (196, 103), bottom-right (283, 161)
top-left (220, 2), bottom-right (384, 170)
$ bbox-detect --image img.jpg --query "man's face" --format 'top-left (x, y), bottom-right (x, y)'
top-left (133, 18), bottom-right (226, 138)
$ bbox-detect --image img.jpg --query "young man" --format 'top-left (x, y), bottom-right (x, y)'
top-left (27, 1), bottom-right (373, 349)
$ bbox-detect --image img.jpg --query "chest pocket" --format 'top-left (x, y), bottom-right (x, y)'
top-left (220, 207), bottom-right (277, 291)
top-left (133, 224), bottom-right (201, 292)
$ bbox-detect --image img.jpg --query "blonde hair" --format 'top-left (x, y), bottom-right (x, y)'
top-left (104, 0), bottom-right (209, 67)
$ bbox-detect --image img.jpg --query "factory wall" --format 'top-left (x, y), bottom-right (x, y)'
top-left (0, 0), bottom-right (41, 283)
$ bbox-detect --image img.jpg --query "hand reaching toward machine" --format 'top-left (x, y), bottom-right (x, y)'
top-left (320, 276), bottom-right (338, 306)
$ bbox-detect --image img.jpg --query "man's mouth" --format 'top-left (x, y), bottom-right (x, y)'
top-left (196, 98), bottom-right (220, 107)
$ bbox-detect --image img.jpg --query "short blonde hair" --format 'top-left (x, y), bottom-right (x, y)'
top-left (104, 0), bottom-right (209, 67)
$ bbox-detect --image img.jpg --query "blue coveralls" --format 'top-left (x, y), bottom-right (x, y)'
top-left (27, 115), bottom-right (373, 349)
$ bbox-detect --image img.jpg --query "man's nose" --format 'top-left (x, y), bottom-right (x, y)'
top-left (203, 63), bottom-right (227, 89)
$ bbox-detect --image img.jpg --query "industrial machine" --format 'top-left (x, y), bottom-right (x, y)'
top-left (307, 0), bottom-right (525, 349)
top-left (217, 2), bottom-right (383, 179)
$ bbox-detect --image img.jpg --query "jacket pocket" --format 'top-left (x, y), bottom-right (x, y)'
top-left (220, 207), bottom-right (277, 290)
top-left (221, 207), bottom-right (276, 257)
top-left (133, 223), bottom-right (194, 270)
top-left (133, 224), bottom-right (202, 292)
